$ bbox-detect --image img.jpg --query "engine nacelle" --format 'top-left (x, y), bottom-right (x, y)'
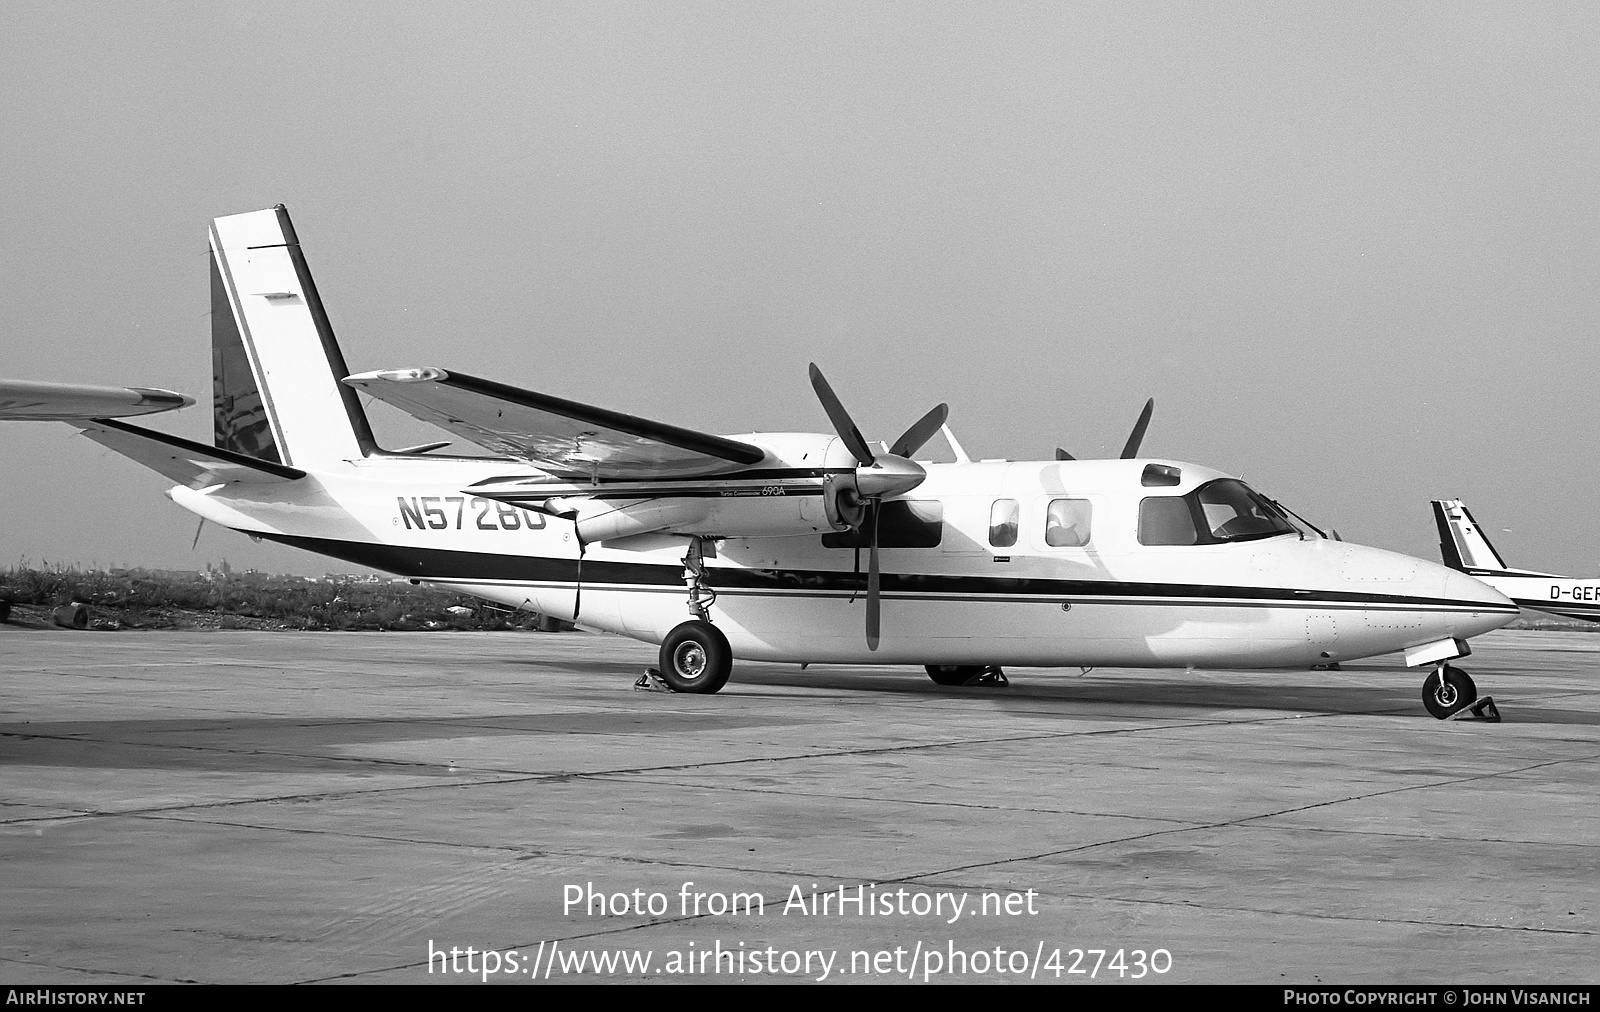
top-left (562, 492), bottom-right (840, 543)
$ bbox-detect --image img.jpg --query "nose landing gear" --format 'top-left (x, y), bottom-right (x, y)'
top-left (1422, 664), bottom-right (1475, 718)
top-left (1422, 663), bottom-right (1500, 722)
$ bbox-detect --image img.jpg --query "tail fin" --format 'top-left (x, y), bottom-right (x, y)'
top-left (1431, 499), bottom-right (1510, 573)
top-left (210, 205), bottom-right (377, 468)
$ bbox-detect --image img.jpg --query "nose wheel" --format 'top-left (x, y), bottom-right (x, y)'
top-left (1421, 664), bottom-right (1477, 719)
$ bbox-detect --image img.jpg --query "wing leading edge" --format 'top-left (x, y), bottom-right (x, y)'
top-left (345, 368), bottom-right (767, 480)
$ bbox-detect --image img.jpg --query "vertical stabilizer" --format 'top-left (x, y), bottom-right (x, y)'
top-left (210, 206), bottom-right (376, 468)
top-left (1431, 499), bottom-right (1509, 573)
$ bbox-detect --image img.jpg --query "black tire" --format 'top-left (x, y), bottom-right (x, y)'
top-left (925, 664), bottom-right (984, 687)
top-left (658, 621), bottom-right (732, 694)
top-left (1422, 664), bottom-right (1478, 719)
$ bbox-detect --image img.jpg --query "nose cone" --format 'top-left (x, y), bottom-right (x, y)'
top-left (1444, 568), bottom-right (1511, 608)
top-left (1442, 568), bottom-right (1519, 637)
top-left (855, 454), bottom-right (927, 498)
top-left (1325, 542), bottom-right (1519, 651)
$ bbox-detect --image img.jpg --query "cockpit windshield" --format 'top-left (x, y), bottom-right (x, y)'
top-left (1138, 479), bottom-right (1300, 546)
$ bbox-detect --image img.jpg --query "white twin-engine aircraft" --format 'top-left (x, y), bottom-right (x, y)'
top-left (1, 206), bottom-right (1518, 717)
top-left (1433, 499), bottom-right (1600, 624)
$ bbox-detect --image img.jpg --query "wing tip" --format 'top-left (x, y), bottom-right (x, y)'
top-left (130, 387), bottom-right (196, 412)
top-left (343, 367), bottom-right (450, 386)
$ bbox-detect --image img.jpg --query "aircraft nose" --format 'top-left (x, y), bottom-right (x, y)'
top-left (1443, 569), bottom-right (1510, 608)
top-left (1329, 543), bottom-right (1517, 642)
top-left (1438, 566), bottom-right (1518, 638)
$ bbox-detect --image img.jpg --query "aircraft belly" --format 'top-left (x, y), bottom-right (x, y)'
top-left (666, 592), bottom-right (1343, 668)
top-left (567, 554), bottom-right (1508, 668)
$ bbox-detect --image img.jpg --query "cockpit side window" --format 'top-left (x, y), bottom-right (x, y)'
top-left (989, 499), bottom-right (1019, 548)
top-left (1138, 496), bottom-right (1199, 546)
top-left (1195, 480), bottom-right (1296, 542)
top-left (1045, 498), bottom-right (1092, 547)
top-left (1139, 479), bottom-right (1297, 546)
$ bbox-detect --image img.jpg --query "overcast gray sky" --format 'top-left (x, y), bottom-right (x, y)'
top-left (2, 2), bottom-right (1597, 577)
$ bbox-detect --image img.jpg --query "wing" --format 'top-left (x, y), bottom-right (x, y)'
top-left (344, 368), bottom-right (767, 480)
top-left (77, 419), bottom-right (305, 488)
top-left (0, 379), bottom-right (193, 420)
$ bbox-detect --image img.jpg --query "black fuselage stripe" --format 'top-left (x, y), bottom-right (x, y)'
top-left (1513, 597), bottom-right (1600, 616)
top-left (481, 486), bottom-right (826, 503)
top-left (251, 533), bottom-right (1516, 613)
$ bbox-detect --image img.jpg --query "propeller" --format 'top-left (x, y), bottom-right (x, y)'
top-left (890, 403), bottom-right (949, 458)
top-left (1055, 398), bottom-right (1155, 461)
top-left (808, 363), bottom-right (946, 651)
top-left (1119, 398), bottom-right (1155, 459)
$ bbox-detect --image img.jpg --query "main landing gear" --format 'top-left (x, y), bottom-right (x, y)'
top-left (925, 664), bottom-right (1009, 687)
top-left (1421, 663), bottom-right (1500, 722)
top-left (636, 539), bottom-right (733, 694)
top-left (650, 620), bottom-right (732, 694)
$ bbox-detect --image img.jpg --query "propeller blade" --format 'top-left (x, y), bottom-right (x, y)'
top-left (1119, 398), bottom-right (1155, 459)
top-left (1055, 447), bottom-right (1075, 461)
top-left (191, 518), bottom-right (205, 551)
top-left (808, 363), bottom-right (876, 466)
top-left (888, 403), bottom-right (949, 458)
top-left (865, 510), bottom-right (881, 651)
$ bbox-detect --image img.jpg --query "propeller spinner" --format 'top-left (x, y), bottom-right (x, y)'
top-left (808, 363), bottom-right (947, 651)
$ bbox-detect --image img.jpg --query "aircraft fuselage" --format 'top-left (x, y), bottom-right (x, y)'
top-left (168, 452), bottom-right (1515, 670)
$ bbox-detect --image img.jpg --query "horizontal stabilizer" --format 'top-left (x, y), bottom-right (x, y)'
top-left (0, 379), bottom-right (193, 420)
top-left (77, 418), bottom-right (305, 488)
top-left (344, 368), bottom-right (767, 480)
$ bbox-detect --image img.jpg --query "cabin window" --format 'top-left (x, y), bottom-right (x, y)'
top-left (1139, 496), bottom-right (1199, 545)
top-left (1045, 498), bottom-right (1092, 547)
top-left (822, 500), bottom-right (944, 548)
top-left (1141, 463), bottom-right (1181, 487)
top-left (989, 499), bottom-right (1019, 548)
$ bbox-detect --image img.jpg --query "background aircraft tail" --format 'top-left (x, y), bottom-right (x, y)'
top-left (210, 206), bottom-right (377, 469)
top-left (1431, 499), bottom-right (1510, 573)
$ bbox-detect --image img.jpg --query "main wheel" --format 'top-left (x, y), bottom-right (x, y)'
top-left (658, 621), bottom-right (732, 694)
top-left (925, 664), bottom-right (984, 686)
top-left (1421, 664), bottom-right (1478, 719)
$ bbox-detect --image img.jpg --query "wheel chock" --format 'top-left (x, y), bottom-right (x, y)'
top-left (1447, 696), bottom-right (1501, 722)
top-left (633, 667), bottom-right (672, 692)
top-left (965, 666), bottom-right (1009, 687)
